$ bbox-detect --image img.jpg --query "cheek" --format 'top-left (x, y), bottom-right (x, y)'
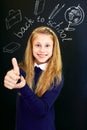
top-left (33, 47), bottom-right (37, 53)
top-left (50, 50), bottom-right (53, 56)
top-left (33, 47), bottom-right (38, 57)
top-left (32, 47), bottom-right (35, 56)
top-left (49, 48), bottom-right (53, 55)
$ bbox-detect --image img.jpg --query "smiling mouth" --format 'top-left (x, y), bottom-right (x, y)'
top-left (37, 54), bottom-right (47, 58)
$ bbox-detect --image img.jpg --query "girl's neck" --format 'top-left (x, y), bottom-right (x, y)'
top-left (34, 62), bottom-right (48, 70)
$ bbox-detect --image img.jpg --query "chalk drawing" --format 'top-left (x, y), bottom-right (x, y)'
top-left (47, 20), bottom-right (63, 29)
top-left (47, 2), bottom-right (85, 41)
top-left (37, 16), bottom-right (45, 22)
top-left (4, 2), bottom-right (85, 44)
top-left (62, 38), bottom-right (72, 41)
top-left (14, 17), bottom-right (34, 38)
top-left (34, 0), bottom-right (46, 15)
top-left (47, 20), bottom-right (72, 41)
top-left (3, 42), bottom-right (21, 53)
top-left (48, 3), bottom-right (65, 19)
top-left (5, 9), bottom-right (22, 30)
top-left (64, 5), bottom-right (85, 31)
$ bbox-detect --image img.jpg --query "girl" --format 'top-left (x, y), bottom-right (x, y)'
top-left (4, 26), bottom-right (64, 130)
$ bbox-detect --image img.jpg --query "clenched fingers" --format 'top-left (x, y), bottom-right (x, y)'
top-left (4, 69), bottom-right (20, 89)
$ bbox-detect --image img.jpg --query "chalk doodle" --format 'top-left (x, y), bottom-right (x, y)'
top-left (64, 5), bottom-right (85, 31)
top-left (14, 17), bottom-right (34, 38)
top-left (47, 2), bottom-right (73, 41)
top-left (47, 20), bottom-right (72, 41)
top-left (48, 3), bottom-right (65, 19)
top-left (37, 16), bottom-right (45, 23)
top-left (47, 3), bottom-right (85, 41)
top-left (34, 0), bottom-right (46, 15)
top-left (3, 42), bottom-right (21, 53)
top-left (5, 9), bottom-right (22, 30)
top-left (3, 1), bottom-right (85, 53)
top-left (47, 20), bottom-right (63, 29)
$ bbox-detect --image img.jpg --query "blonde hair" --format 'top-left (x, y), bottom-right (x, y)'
top-left (20, 26), bottom-right (63, 97)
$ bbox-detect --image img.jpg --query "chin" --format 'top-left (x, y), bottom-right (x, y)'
top-left (36, 60), bottom-right (46, 64)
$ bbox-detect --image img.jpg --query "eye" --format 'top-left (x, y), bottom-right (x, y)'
top-left (35, 43), bottom-right (41, 47)
top-left (45, 44), bottom-right (50, 47)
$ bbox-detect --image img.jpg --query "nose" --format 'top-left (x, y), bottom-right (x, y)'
top-left (40, 46), bottom-right (45, 52)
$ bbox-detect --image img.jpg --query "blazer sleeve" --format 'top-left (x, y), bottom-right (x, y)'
top-left (17, 69), bottom-right (64, 117)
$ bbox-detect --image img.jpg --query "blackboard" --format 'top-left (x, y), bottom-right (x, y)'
top-left (1, 0), bottom-right (87, 130)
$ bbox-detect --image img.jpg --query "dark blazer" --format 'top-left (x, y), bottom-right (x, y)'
top-left (15, 67), bottom-right (64, 130)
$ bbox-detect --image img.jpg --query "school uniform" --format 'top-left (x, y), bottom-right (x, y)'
top-left (15, 63), bottom-right (64, 130)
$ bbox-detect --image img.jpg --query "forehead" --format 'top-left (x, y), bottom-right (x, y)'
top-left (32, 33), bottom-right (53, 41)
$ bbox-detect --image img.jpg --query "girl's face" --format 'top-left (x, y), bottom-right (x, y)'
top-left (32, 33), bottom-right (53, 64)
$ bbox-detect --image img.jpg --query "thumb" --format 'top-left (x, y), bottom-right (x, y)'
top-left (12, 58), bottom-right (20, 75)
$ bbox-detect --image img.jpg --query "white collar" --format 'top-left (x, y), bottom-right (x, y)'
top-left (34, 62), bottom-right (47, 70)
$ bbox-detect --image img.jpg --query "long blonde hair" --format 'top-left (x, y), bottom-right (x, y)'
top-left (20, 26), bottom-right (63, 97)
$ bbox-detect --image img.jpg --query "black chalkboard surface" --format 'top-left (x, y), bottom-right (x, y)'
top-left (1, 0), bottom-right (87, 130)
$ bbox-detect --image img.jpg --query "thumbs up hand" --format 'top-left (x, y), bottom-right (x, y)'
top-left (12, 57), bottom-right (20, 76)
top-left (4, 58), bottom-right (26, 89)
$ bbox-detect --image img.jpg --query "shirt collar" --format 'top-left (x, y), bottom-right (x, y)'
top-left (34, 62), bottom-right (47, 70)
